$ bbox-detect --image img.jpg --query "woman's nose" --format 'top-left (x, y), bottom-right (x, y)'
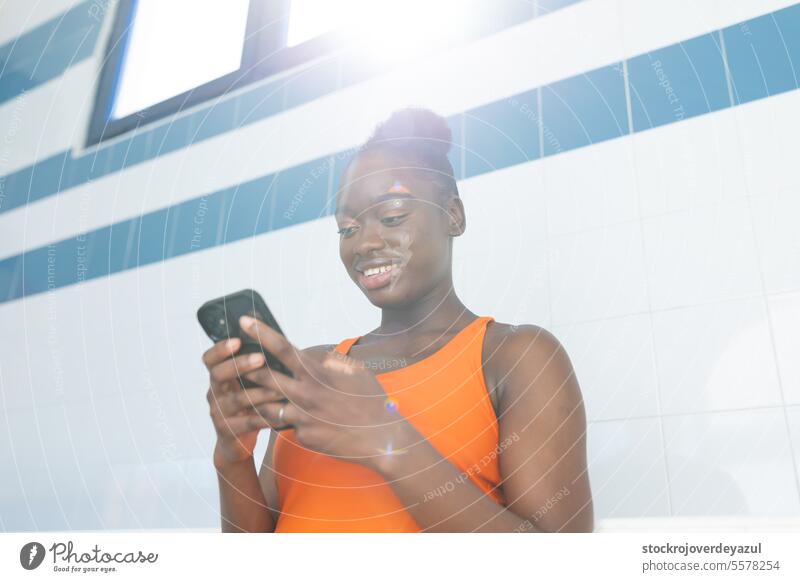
top-left (354, 224), bottom-right (387, 255)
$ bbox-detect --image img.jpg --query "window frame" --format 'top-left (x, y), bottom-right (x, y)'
top-left (86, 0), bottom-right (344, 147)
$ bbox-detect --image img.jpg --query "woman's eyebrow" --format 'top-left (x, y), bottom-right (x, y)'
top-left (337, 192), bottom-right (414, 217)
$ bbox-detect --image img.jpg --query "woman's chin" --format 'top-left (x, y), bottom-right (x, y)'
top-left (363, 288), bottom-right (406, 308)
top-left (360, 282), bottom-right (413, 308)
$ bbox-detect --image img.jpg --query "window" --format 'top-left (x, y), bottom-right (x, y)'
top-left (88, 0), bottom-right (487, 147)
top-left (87, 0), bottom-right (328, 146)
top-left (287, 0), bottom-right (478, 57)
top-left (110, 0), bottom-right (250, 119)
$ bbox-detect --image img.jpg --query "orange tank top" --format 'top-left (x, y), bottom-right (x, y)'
top-left (272, 315), bottom-right (505, 532)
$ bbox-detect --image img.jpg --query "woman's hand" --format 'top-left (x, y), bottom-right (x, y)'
top-left (202, 337), bottom-right (287, 466)
top-left (238, 315), bottom-right (413, 469)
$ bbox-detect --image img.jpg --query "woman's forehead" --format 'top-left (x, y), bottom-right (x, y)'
top-left (344, 150), bottom-right (422, 186)
top-left (336, 156), bottom-right (438, 214)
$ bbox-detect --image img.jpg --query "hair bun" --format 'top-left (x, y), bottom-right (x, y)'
top-left (366, 107), bottom-right (453, 159)
top-left (348, 107), bottom-right (459, 197)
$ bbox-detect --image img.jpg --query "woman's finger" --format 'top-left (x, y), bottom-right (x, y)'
top-left (201, 337), bottom-right (241, 370)
top-left (209, 351), bottom-right (265, 389)
top-left (256, 400), bottom-right (299, 430)
top-left (214, 386), bottom-right (287, 417)
top-left (239, 316), bottom-right (308, 379)
top-left (215, 413), bottom-right (274, 435)
top-left (242, 365), bottom-right (302, 401)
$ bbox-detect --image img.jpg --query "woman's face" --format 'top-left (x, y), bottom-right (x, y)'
top-left (335, 150), bottom-right (464, 308)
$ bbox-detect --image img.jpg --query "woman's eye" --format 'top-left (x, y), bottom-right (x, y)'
top-left (381, 214), bottom-right (408, 226)
top-left (337, 226), bottom-right (357, 238)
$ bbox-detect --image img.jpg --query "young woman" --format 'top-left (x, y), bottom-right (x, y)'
top-left (203, 108), bottom-right (594, 532)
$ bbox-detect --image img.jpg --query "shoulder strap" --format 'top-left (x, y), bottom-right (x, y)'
top-left (334, 336), bottom-right (361, 355)
top-left (473, 316), bottom-right (498, 418)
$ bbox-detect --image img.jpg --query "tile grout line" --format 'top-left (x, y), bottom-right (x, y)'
top-left (537, 86), bottom-right (553, 329)
top-left (589, 403), bottom-right (800, 425)
top-left (621, 51), bottom-right (673, 515)
top-left (718, 25), bottom-right (800, 508)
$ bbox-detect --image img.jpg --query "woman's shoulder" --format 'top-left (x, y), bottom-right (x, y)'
top-left (483, 320), bottom-right (571, 399)
top-left (484, 320), bottom-right (563, 357)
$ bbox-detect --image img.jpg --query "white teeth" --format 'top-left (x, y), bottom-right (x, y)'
top-left (364, 264), bottom-right (395, 277)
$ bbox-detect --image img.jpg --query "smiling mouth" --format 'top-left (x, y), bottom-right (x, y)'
top-left (357, 263), bottom-right (401, 290)
top-left (363, 264), bottom-right (396, 277)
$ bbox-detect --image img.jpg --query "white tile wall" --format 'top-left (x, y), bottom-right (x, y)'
top-left (651, 297), bottom-right (782, 415)
top-left (587, 417), bottom-right (671, 517)
top-left (455, 161), bottom-right (551, 326)
top-left (663, 408), bottom-right (800, 517)
top-left (641, 199), bottom-right (763, 311)
top-left (553, 313), bottom-right (660, 422)
top-left (458, 243), bottom-right (550, 328)
top-left (734, 90), bottom-right (800, 199)
top-left (632, 112), bottom-right (748, 218)
top-left (751, 190), bottom-right (800, 296)
top-left (458, 160), bottom-right (548, 247)
top-left (543, 137), bottom-right (639, 236)
top-left (548, 221), bottom-right (649, 325)
top-left (618, 0), bottom-right (800, 59)
top-left (533, 0), bottom-right (625, 86)
top-left (0, 282), bottom-right (126, 409)
top-left (768, 292), bottom-right (800, 406)
top-left (0, 403), bottom-right (189, 531)
top-left (787, 407), bottom-right (800, 493)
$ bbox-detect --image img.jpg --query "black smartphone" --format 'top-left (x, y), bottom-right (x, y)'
top-left (197, 289), bottom-right (294, 390)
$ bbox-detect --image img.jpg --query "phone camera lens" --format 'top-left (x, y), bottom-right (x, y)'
top-left (204, 308), bottom-right (229, 340)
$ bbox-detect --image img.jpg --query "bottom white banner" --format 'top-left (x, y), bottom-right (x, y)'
top-left (1, 531), bottom-right (798, 581)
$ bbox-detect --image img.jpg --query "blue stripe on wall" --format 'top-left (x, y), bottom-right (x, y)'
top-left (628, 32), bottom-right (731, 131)
top-left (0, 0), bottom-right (589, 216)
top-left (542, 63), bottom-right (630, 155)
top-left (463, 88), bottom-right (540, 178)
top-left (723, 8), bottom-right (799, 105)
top-left (1, 3), bottom-right (799, 305)
top-left (0, 0), bottom-right (102, 103)
top-left (0, 156), bottom-right (332, 302)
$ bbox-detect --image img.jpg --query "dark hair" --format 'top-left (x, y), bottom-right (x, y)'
top-left (345, 107), bottom-right (459, 197)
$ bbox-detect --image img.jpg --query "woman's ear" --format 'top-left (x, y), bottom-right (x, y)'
top-left (446, 196), bottom-right (466, 237)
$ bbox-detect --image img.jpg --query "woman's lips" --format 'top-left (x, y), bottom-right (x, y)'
top-left (357, 264), bottom-right (401, 290)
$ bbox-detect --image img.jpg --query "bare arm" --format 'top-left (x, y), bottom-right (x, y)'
top-left (204, 337), bottom-right (281, 533)
top-left (494, 325), bottom-right (594, 532)
top-left (372, 325), bottom-right (594, 532)
top-left (215, 444), bottom-right (275, 533)
top-left (257, 429), bottom-right (282, 527)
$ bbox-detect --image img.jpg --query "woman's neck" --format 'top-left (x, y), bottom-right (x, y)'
top-left (376, 280), bottom-right (475, 337)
